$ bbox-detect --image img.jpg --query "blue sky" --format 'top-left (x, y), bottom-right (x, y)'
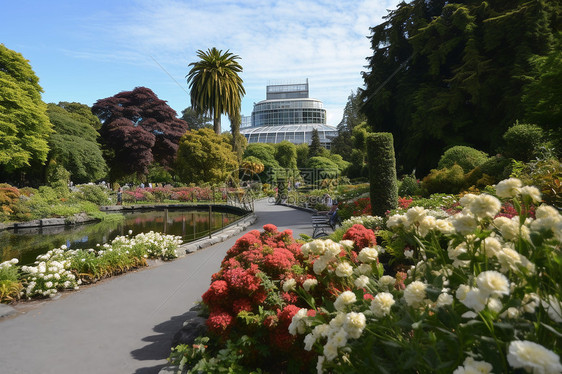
top-left (2, 0), bottom-right (399, 129)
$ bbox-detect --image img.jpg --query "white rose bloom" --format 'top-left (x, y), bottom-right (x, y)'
top-left (468, 194), bottom-right (502, 219)
top-left (452, 213), bottom-right (478, 235)
top-left (354, 263), bottom-right (372, 275)
top-left (335, 262), bottom-right (354, 277)
top-left (323, 341), bottom-right (339, 361)
top-left (313, 257), bottom-right (329, 275)
top-left (436, 293), bottom-right (454, 308)
top-left (370, 292), bottom-right (395, 317)
top-left (417, 215), bottom-right (437, 237)
top-left (519, 186), bottom-right (542, 203)
top-left (344, 312), bottom-right (366, 339)
top-left (313, 324), bottom-right (330, 338)
top-left (329, 328), bottom-right (348, 348)
top-left (283, 278), bottom-right (297, 292)
top-left (459, 193), bottom-right (478, 208)
top-left (304, 333), bottom-right (316, 351)
top-left (453, 357), bottom-right (494, 374)
top-left (461, 287), bottom-right (487, 312)
top-left (354, 275), bottom-right (369, 289)
top-left (303, 278), bottom-right (318, 292)
top-left (288, 308), bottom-right (308, 335)
top-left (496, 178), bottom-right (522, 198)
top-left (378, 275), bottom-right (396, 289)
top-left (507, 340), bottom-right (562, 374)
top-left (404, 281), bottom-right (427, 307)
top-left (357, 247), bottom-right (378, 263)
top-left (406, 206), bottom-right (427, 226)
top-left (482, 236), bottom-right (503, 258)
top-left (487, 297), bottom-right (503, 313)
top-left (448, 243), bottom-right (470, 268)
top-left (404, 249), bottom-right (414, 259)
top-left (501, 307), bottom-right (520, 319)
top-left (339, 240), bottom-right (355, 250)
top-left (542, 295), bottom-right (562, 323)
top-left (45, 281), bottom-right (53, 289)
top-left (325, 240), bottom-right (342, 257)
top-left (497, 247), bottom-right (523, 273)
top-left (476, 270), bottom-right (510, 297)
top-left (494, 216), bottom-right (522, 241)
top-left (334, 291), bottom-right (357, 312)
top-left (434, 219), bottom-right (456, 235)
top-left (521, 293), bottom-right (540, 314)
top-left (387, 214), bottom-right (408, 229)
top-left (316, 355), bottom-right (325, 374)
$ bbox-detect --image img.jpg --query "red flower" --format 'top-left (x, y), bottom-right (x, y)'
top-left (263, 224), bottom-right (278, 233)
top-left (207, 309), bottom-right (234, 334)
top-left (363, 293), bottom-right (375, 301)
top-left (282, 292), bottom-right (298, 304)
top-left (202, 280), bottom-right (229, 306)
top-left (263, 248), bottom-right (297, 274)
top-left (233, 298), bottom-right (253, 313)
top-left (342, 224), bottom-right (377, 251)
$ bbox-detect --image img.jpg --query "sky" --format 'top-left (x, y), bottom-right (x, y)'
top-left (2, 0), bottom-right (400, 130)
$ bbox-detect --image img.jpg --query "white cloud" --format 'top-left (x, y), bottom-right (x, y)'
top-left (75, 0), bottom-right (400, 126)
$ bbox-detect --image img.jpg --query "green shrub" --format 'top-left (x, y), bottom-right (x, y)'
top-left (422, 164), bottom-right (466, 194)
top-left (398, 174), bottom-right (421, 196)
top-left (366, 133), bottom-right (398, 216)
top-left (75, 185), bottom-right (111, 206)
top-left (437, 145), bottom-right (488, 173)
top-left (502, 123), bottom-right (546, 161)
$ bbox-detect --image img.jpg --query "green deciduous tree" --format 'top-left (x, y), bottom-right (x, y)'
top-left (175, 128), bottom-right (238, 184)
top-left (361, 0), bottom-right (562, 176)
top-left (0, 44), bottom-right (52, 178)
top-left (243, 143), bottom-right (280, 182)
top-left (46, 103), bottom-right (107, 183)
top-left (187, 48), bottom-right (245, 135)
top-left (180, 106), bottom-right (212, 131)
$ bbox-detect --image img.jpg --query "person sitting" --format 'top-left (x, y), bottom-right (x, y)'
top-left (328, 201), bottom-right (339, 228)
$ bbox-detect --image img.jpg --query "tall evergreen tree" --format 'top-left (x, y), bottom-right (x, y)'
top-left (309, 128), bottom-right (323, 158)
top-left (361, 0), bottom-right (562, 175)
top-left (187, 48), bottom-right (245, 135)
top-left (331, 89), bottom-right (366, 161)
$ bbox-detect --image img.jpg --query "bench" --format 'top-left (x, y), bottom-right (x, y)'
top-left (311, 214), bottom-right (334, 238)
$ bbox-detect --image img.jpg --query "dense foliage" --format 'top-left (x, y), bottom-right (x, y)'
top-left (187, 48), bottom-right (245, 135)
top-left (0, 44), bottom-right (52, 178)
top-left (92, 87), bottom-right (189, 180)
top-left (361, 0), bottom-right (562, 176)
top-left (367, 133), bottom-right (398, 216)
top-left (46, 103), bottom-right (107, 183)
top-left (175, 128), bottom-right (238, 185)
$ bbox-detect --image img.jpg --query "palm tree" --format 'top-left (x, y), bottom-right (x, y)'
top-left (186, 48), bottom-right (245, 135)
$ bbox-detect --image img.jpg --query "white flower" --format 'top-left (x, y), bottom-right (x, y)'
top-left (460, 287), bottom-right (487, 312)
top-left (283, 278), bottom-right (297, 292)
top-left (354, 275), bottom-right (369, 289)
top-left (303, 278), bottom-right (318, 292)
top-left (357, 247), bottom-right (378, 263)
top-left (404, 249), bottom-right (414, 259)
top-left (313, 257), bottom-right (329, 275)
top-left (452, 212), bottom-right (477, 235)
top-left (496, 178), bottom-right (522, 198)
top-left (542, 295), bottom-right (562, 323)
top-left (501, 307), bottom-right (520, 319)
top-left (304, 333), bottom-right (316, 351)
top-left (417, 215), bottom-right (437, 236)
top-left (453, 357), bottom-right (493, 374)
top-left (476, 270), bottom-right (510, 298)
top-left (323, 341), bottom-right (339, 361)
top-left (404, 281), bottom-right (427, 307)
top-left (378, 275), bottom-right (396, 289)
top-left (370, 292), bottom-right (395, 317)
top-left (316, 355), bottom-right (325, 374)
top-left (459, 193), bottom-right (478, 208)
top-left (468, 194), bottom-right (502, 219)
top-left (335, 262), bottom-right (354, 277)
top-left (487, 297), bottom-right (503, 313)
top-left (354, 263), bottom-right (372, 275)
top-left (436, 293), bottom-right (453, 308)
top-left (482, 236), bottom-right (502, 258)
top-left (288, 308), bottom-right (308, 335)
top-left (329, 328), bottom-right (348, 348)
top-left (507, 340), bottom-right (562, 374)
top-left (313, 324), bottom-right (330, 338)
top-left (339, 240), bottom-right (355, 250)
top-left (519, 186), bottom-right (542, 203)
top-left (45, 281), bottom-right (53, 289)
top-left (344, 312), bottom-right (366, 339)
top-left (448, 243), bottom-right (470, 268)
top-left (387, 214), bottom-right (408, 229)
top-left (406, 206), bottom-right (427, 226)
top-left (334, 291), bottom-right (357, 312)
top-left (435, 219), bottom-right (456, 234)
top-left (522, 293), bottom-right (540, 314)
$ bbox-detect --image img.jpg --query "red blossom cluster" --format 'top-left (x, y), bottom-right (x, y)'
top-left (342, 224), bottom-right (377, 251)
top-left (398, 196), bottom-right (413, 209)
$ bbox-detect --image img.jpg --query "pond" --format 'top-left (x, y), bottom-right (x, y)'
top-left (0, 208), bottom-right (243, 265)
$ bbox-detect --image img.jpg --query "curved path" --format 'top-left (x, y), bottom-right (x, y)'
top-left (0, 199), bottom-right (314, 374)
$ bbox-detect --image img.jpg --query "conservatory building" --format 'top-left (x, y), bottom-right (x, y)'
top-left (240, 80), bottom-right (338, 148)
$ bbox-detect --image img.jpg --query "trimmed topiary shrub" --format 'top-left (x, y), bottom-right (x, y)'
top-left (421, 164), bottom-right (465, 194)
top-left (437, 145), bottom-right (488, 173)
top-left (398, 174), bottom-right (422, 196)
top-left (465, 155), bottom-right (513, 187)
top-left (502, 123), bottom-right (545, 162)
top-left (366, 133), bottom-right (398, 216)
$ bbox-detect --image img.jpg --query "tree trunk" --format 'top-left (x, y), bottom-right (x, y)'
top-left (213, 114), bottom-right (221, 135)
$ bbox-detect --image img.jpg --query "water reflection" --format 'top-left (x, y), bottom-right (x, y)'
top-left (0, 209), bottom-right (239, 265)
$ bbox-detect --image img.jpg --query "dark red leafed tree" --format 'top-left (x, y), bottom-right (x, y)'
top-left (92, 87), bottom-right (189, 180)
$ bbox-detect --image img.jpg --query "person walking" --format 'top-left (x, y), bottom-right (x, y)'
top-left (117, 187), bottom-right (122, 205)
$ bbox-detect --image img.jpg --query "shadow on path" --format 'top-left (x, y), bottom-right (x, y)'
top-left (132, 310), bottom-right (193, 373)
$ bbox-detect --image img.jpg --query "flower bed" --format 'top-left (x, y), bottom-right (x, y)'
top-left (170, 178), bottom-right (561, 373)
top-left (0, 231), bottom-right (182, 302)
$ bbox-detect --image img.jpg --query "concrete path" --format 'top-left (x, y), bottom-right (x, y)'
top-left (0, 199), bottom-right (314, 374)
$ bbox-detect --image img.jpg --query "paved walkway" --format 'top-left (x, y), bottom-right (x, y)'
top-left (0, 199), bottom-right (314, 374)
